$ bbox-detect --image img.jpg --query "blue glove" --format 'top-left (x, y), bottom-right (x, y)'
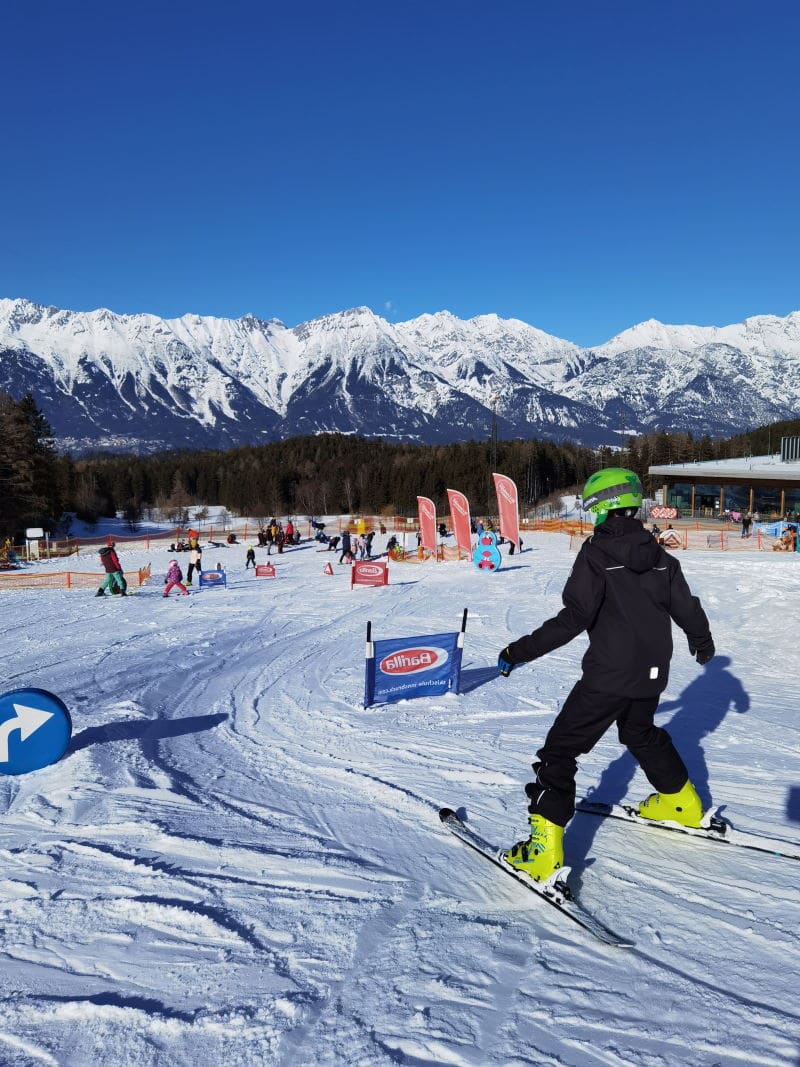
top-left (498, 648), bottom-right (514, 677)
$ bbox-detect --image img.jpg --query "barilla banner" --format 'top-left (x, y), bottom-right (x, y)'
top-left (446, 488), bottom-right (473, 556)
top-left (493, 473), bottom-right (520, 547)
top-left (364, 623), bottom-right (467, 709)
top-left (352, 560), bottom-right (388, 588)
top-left (417, 496), bottom-right (437, 552)
top-left (255, 564), bottom-right (276, 578)
top-left (199, 569), bottom-right (227, 588)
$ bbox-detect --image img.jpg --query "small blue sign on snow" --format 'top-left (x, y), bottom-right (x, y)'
top-left (199, 569), bottom-right (227, 588)
top-left (364, 631), bottom-right (464, 708)
top-left (0, 688), bottom-right (72, 775)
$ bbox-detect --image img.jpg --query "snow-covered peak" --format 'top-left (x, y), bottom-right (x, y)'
top-left (596, 312), bottom-right (800, 361)
top-left (2, 296), bottom-right (800, 452)
top-left (397, 308), bottom-right (586, 387)
top-left (596, 319), bottom-right (715, 356)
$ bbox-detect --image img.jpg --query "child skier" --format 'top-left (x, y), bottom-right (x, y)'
top-left (96, 543), bottom-right (127, 596)
top-left (498, 467), bottom-right (715, 882)
top-left (163, 560), bottom-right (189, 597)
top-left (245, 544), bottom-right (256, 569)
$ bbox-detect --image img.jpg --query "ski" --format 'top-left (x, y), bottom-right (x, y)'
top-left (575, 799), bottom-right (800, 861)
top-left (439, 807), bottom-right (634, 948)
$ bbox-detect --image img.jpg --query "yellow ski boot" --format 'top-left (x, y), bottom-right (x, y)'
top-left (504, 813), bottom-right (564, 881)
top-left (638, 780), bottom-right (704, 828)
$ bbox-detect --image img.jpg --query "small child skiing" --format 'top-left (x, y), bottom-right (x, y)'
top-left (497, 468), bottom-right (715, 882)
top-left (96, 543), bottom-right (127, 596)
top-left (245, 544), bottom-right (256, 569)
top-left (163, 559), bottom-right (188, 597)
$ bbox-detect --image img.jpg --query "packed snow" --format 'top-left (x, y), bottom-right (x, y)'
top-left (0, 527), bottom-right (798, 1065)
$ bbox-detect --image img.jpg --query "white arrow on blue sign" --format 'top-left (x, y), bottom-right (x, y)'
top-left (0, 688), bottom-right (72, 775)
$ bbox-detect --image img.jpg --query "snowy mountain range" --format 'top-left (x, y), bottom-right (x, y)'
top-left (2, 297), bottom-right (799, 453)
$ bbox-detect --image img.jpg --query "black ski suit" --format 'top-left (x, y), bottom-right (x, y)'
top-left (503, 515), bottom-right (714, 826)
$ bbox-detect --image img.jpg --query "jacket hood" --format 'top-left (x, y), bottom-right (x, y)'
top-left (591, 516), bottom-right (661, 573)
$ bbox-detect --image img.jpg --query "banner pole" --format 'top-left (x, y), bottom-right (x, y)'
top-left (453, 608), bottom-right (468, 694)
top-left (364, 621), bottom-right (375, 708)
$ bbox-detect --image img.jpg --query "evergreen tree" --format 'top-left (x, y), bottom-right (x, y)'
top-left (0, 392), bottom-right (58, 539)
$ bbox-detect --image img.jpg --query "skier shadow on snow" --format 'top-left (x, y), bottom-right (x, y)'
top-left (67, 712), bottom-right (229, 754)
top-left (567, 656), bottom-right (750, 887)
top-left (458, 666), bottom-right (500, 694)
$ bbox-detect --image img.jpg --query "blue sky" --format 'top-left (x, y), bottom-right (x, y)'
top-left (1, 0), bottom-right (798, 345)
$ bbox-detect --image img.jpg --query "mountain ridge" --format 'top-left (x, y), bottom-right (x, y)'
top-left (1, 297), bottom-right (798, 453)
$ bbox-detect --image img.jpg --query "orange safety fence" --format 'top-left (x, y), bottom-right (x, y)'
top-left (384, 544), bottom-right (472, 563)
top-left (437, 545), bottom-right (470, 562)
top-left (569, 527), bottom-right (798, 554)
top-left (0, 564), bottom-right (152, 591)
top-left (388, 547), bottom-right (435, 564)
top-left (8, 512), bottom-right (794, 558)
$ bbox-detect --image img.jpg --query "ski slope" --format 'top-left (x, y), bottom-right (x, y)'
top-left (0, 531), bottom-right (798, 1066)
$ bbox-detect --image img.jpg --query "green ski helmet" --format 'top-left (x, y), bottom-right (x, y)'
top-left (582, 467), bottom-right (643, 525)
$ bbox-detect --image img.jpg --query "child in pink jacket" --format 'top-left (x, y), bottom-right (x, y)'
top-left (163, 560), bottom-right (188, 597)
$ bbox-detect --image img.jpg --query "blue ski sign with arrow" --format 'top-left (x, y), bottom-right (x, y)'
top-left (0, 688), bottom-right (72, 774)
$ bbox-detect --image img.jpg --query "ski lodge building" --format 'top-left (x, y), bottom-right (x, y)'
top-left (649, 437), bottom-right (800, 519)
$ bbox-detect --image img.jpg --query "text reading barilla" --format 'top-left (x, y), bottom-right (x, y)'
top-left (379, 647), bottom-right (449, 675)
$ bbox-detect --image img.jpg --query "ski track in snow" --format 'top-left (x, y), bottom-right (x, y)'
top-left (0, 537), bottom-right (798, 1065)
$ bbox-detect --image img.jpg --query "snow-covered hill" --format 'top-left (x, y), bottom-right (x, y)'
top-left (0, 533), bottom-right (797, 1063)
top-left (2, 297), bottom-right (799, 452)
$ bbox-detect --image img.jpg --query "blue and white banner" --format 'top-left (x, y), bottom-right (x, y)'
top-left (364, 630), bottom-right (464, 708)
top-left (754, 520), bottom-right (786, 537)
top-left (199, 569), bottom-right (227, 588)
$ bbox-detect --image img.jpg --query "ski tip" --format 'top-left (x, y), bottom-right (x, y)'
top-left (439, 807), bottom-right (457, 822)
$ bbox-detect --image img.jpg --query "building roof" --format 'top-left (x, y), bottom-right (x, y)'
top-left (649, 454), bottom-right (800, 484)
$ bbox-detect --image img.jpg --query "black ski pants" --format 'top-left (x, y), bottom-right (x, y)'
top-left (526, 680), bottom-right (689, 827)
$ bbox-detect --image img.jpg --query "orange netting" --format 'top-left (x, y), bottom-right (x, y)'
top-left (568, 528), bottom-right (797, 554)
top-left (0, 565), bottom-right (152, 590)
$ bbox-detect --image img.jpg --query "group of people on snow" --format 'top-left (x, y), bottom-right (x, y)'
top-left (255, 519), bottom-right (300, 552)
top-left (336, 529), bottom-right (376, 564)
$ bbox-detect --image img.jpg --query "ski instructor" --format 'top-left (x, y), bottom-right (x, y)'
top-left (497, 467), bottom-right (715, 883)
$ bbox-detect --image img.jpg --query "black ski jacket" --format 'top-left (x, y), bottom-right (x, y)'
top-left (504, 516), bottom-right (713, 697)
